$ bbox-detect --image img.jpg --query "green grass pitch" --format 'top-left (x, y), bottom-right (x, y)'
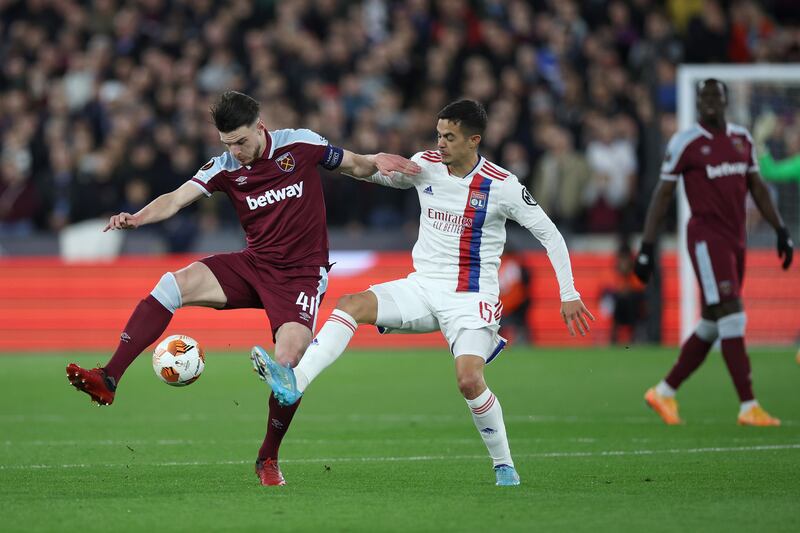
top-left (1, 347), bottom-right (799, 532)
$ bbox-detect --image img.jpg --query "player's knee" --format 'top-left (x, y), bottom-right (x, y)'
top-left (336, 292), bottom-right (376, 324)
top-left (151, 272), bottom-right (182, 313)
top-left (456, 371), bottom-right (485, 399)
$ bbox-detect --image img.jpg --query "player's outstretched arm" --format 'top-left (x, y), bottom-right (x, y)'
top-left (501, 179), bottom-right (594, 336)
top-left (561, 299), bottom-right (595, 337)
top-left (634, 180), bottom-right (677, 283)
top-left (338, 150), bottom-right (421, 179)
top-left (747, 171), bottom-right (793, 269)
top-left (103, 181), bottom-right (204, 232)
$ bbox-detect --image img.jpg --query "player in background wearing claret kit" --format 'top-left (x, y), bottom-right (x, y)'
top-left (251, 99), bottom-right (594, 486)
top-left (66, 91), bottom-right (420, 485)
top-left (635, 79), bottom-right (794, 426)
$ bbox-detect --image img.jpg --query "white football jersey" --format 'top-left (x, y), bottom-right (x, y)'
top-left (364, 151), bottom-right (579, 301)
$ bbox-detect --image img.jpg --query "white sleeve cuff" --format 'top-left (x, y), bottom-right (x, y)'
top-left (188, 179), bottom-right (212, 197)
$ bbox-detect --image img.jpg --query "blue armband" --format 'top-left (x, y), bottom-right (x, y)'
top-left (321, 145), bottom-right (343, 170)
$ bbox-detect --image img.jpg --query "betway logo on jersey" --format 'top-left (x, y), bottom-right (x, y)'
top-left (246, 182), bottom-right (304, 210)
top-left (706, 162), bottom-right (748, 179)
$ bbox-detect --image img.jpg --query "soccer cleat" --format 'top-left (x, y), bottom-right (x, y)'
top-left (255, 458), bottom-right (286, 486)
top-left (737, 405), bottom-right (781, 427)
top-left (644, 387), bottom-right (682, 425)
top-left (494, 464), bottom-right (520, 486)
top-left (66, 364), bottom-right (116, 405)
top-left (250, 346), bottom-right (302, 406)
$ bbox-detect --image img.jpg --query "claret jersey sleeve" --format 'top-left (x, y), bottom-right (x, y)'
top-left (498, 177), bottom-right (580, 302)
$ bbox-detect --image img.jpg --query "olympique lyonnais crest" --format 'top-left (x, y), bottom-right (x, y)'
top-left (276, 152), bottom-right (296, 172)
top-left (731, 137), bottom-right (745, 154)
top-left (469, 190), bottom-right (487, 209)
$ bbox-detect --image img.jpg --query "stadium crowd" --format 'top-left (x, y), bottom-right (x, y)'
top-left (1, 0), bottom-right (799, 250)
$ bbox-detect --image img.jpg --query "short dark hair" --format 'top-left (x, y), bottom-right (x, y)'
top-left (437, 99), bottom-right (488, 137)
top-left (697, 78), bottom-right (728, 99)
top-left (210, 91), bottom-right (260, 133)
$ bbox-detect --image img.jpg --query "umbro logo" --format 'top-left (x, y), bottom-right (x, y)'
top-left (235, 175), bottom-right (248, 185)
top-left (423, 186), bottom-right (434, 195)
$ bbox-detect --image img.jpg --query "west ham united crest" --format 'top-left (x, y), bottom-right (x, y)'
top-left (731, 138), bottom-right (745, 154)
top-left (276, 152), bottom-right (296, 173)
top-left (469, 190), bottom-right (487, 209)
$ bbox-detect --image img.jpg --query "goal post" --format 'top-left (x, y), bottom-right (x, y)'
top-left (675, 65), bottom-right (800, 343)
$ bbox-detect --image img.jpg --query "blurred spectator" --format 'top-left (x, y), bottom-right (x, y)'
top-left (601, 241), bottom-right (647, 345)
top-left (498, 247), bottom-right (531, 346)
top-left (0, 142), bottom-right (40, 236)
top-left (583, 114), bottom-right (637, 232)
top-left (684, 0), bottom-right (729, 63)
top-left (0, 0), bottom-right (796, 243)
top-left (531, 125), bottom-right (589, 233)
top-left (728, 0), bottom-right (776, 62)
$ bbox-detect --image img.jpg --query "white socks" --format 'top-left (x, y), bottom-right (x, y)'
top-left (466, 388), bottom-right (513, 467)
top-left (294, 309), bottom-right (358, 392)
top-left (655, 380), bottom-right (676, 398)
top-left (739, 399), bottom-right (759, 416)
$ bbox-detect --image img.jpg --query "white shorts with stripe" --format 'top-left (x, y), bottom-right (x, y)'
top-left (369, 274), bottom-right (507, 363)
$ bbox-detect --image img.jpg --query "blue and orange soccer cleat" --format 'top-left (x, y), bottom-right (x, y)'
top-left (250, 346), bottom-right (302, 406)
top-left (494, 464), bottom-right (521, 486)
top-left (255, 458), bottom-right (286, 486)
top-left (66, 363), bottom-right (116, 405)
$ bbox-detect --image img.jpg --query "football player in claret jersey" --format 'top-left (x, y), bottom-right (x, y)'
top-left (635, 79), bottom-right (794, 426)
top-left (251, 99), bottom-right (594, 486)
top-left (66, 91), bottom-right (420, 485)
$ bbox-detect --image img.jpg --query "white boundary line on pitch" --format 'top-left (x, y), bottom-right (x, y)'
top-left (2, 413), bottom-right (797, 426)
top-left (2, 443), bottom-right (798, 471)
top-left (1, 435), bottom-right (781, 447)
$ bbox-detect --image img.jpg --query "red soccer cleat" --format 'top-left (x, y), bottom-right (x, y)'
top-left (66, 364), bottom-right (116, 405)
top-left (255, 458), bottom-right (286, 486)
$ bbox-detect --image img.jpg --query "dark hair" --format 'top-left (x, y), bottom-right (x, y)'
top-left (210, 91), bottom-right (260, 133)
top-left (697, 78), bottom-right (728, 99)
top-left (437, 99), bottom-right (488, 137)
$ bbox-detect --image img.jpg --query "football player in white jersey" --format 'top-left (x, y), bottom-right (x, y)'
top-left (251, 99), bottom-right (594, 486)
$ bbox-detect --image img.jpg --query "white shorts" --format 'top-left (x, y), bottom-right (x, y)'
top-left (369, 275), bottom-right (507, 363)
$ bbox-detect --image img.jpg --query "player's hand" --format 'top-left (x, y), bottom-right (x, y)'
top-left (103, 212), bottom-right (139, 232)
top-left (375, 153), bottom-right (422, 176)
top-left (634, 242), bottom-right (655, 283)
top-left (777, 226), bottom-right (793, 270)
top-left (561, 299), bottom-right (595, 337)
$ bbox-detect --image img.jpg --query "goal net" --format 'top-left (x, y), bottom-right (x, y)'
top-left (676, 65), bottom-right (800, 345)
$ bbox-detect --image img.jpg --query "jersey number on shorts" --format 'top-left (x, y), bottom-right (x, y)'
top-left (296, 291), bottom-right (317, 313)
top-left (479, 301), bottom-right (502, 324)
